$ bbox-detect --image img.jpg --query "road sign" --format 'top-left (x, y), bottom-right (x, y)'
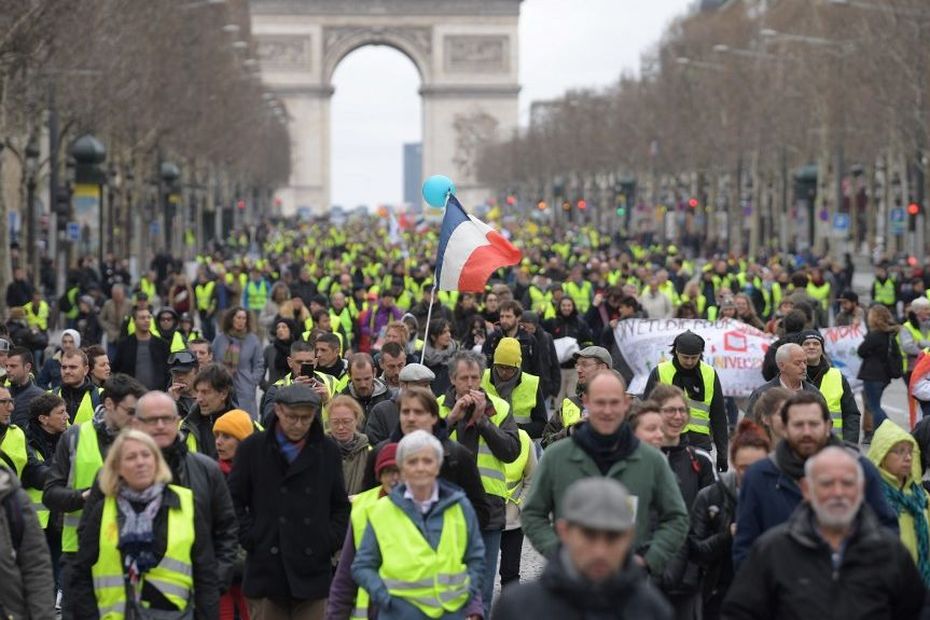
top-left (149, 221), bottom-right (160, 236)
top-left (832, 213), bottom-right (850, 232)
top-left (890, 207), bottom-right (906, 235)
top-left (66, 222), bottom-right (80, 241)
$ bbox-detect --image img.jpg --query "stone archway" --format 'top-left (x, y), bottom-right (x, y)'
top-left (250, 0), bottom-right (522, 214)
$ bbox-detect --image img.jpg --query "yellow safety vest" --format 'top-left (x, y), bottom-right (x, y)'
top-left (818, 367), bottom-right (844, 432)
top-left (54, 386), bottom-right (102, 425)
top-left (0, 424), bottom-right (28, 478)
top-left (480, 369), bottom-right (539, 426)
top-left (245, 280), bottom-right (268, 311)
top-left (560, 397), bottom-right (583, 428)
top-left (62, 422), bottom-right (104, 552)
top-left (438, 393), bottom-right (511, 498)
top-left (437, 291), bottom-right (459, 310)
top-left (900, 322), bottom-right (930, 371)
top-left (503, 429), bottom-right (532, 505)
top-left (874, 279), bottom-right (896, 306)
top-left (92, 485), bottom-right (195, 618)
top-left (806, 282), bottom-right (831, 311)
top-left (368, 498), bottom-right (470, 618)
top-left (64, 287), bottom-right (80, 320)
top-left (656, 361), bottom-right (716, 436)
top-left (24, 300), bottom-right (50, 331)
top-left (564, 281), bottom-right (593, 314)
top-left (349, 486), bottom-right (385, 620)
top-left (26, 450), bottom-right (49, 528)
top-left (195, 281), bottom-right (216, 313)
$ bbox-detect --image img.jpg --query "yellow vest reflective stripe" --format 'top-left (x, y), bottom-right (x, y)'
top-left (0, 424), bottom-right (28, 477)
top-left (560, 397), bottom-right (582, 428)
top-left (65, 288), bottom-right (80, 319)
top-left (564, 281), bottom-right (593, 313)
top-left (656, 361), bottom-right (715, 435)
top-left (874, 279), bottom-right (896, 305)
top-left (62, 422), bottom-right (105, 552)
top-left (480, 370), bottom-right (539, 425)
top-left (26, 450), bottom-right (49, 528)
top-left (245, 280), bottom-right (268, 311)
top-left (195, 281), bottom-right (216, 312)
top-left (369, 499), bottom-right (470, 618)
top-left (438, 393), bottom-right (511, 498)
top-left (503, 430), bottom-right (531, 504)
top-left (806, 282), bottom-right (831, 310)
top-left (55, 386), bottom-right (101, 426)
top-left (24, 300), bottom-right (49, 331)
top-left (349, 487), bottom-right (384, 620)
top-left (819, 368), bottom-right (844, 431)
top-left (92, 485), bottom-right (195, 618)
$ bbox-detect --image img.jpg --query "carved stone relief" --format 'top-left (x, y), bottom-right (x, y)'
top-left (444, 35), bottom-right (509, 73)
top-left (256, 35), bottom-right (312, 70)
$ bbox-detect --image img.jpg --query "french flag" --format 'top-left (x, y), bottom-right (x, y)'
top-left (435, 195), bottom-right (523, 292)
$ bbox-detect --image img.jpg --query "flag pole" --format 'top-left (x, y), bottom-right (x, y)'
top-left (420, 190), bottom-right (452, 365)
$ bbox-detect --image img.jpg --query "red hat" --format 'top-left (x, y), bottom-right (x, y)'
top-left (375, 443), bottom-right (399, 477)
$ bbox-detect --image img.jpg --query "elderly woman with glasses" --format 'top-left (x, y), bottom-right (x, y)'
top-left (352, 430), bottom-right (486, 620)
top-left (868, 419), bottom-right (930, 586)
top-left (71, 429), bottom-right (216, 618)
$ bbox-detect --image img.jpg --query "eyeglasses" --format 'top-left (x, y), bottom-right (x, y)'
top-left (135, 415), bottom-right (178, 427)
top-left (329, 418), bottom-right (356, 427)
top-left (0, 398), bottom-right (13, 407)
top-left (660, 406), bottom-right (689, 416)
top-left (889, 446), bottom-right (914, 457)
top-left (281, 413), bottom-right (315, 426)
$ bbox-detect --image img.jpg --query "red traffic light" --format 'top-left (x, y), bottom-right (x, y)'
top-left (688, 198), bottom-right (699, 209)
top-left (505, 195), bottom-right (517, 206)
top-left (908, 202), bottom-right (921, 216)
top-left (236, 200), bottom-right (246, 210)
top-left (577, 199), bottom-right (587, 210)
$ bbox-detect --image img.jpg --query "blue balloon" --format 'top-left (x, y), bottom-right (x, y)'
top-left (422, 175), bottom-right (456, 208)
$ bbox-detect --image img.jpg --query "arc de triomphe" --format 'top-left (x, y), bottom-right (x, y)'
top-left (250, 0), bottom-right (522, 214)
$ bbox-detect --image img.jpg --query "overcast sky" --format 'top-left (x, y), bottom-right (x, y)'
top-left (330, 0), bottom-right (692, 209)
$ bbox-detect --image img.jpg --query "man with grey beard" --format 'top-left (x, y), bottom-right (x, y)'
top-left (722, 447), bottom-right (925, 620)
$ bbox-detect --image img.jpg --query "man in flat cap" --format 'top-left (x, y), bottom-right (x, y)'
top-left (363, 362), bottom-right (435, 445)
top-left (644, 330), bottom-right (729, 471)
top-left (228, 383), bottom-right (350, 619)
top-left (495, 478), bottom-right (672, 619)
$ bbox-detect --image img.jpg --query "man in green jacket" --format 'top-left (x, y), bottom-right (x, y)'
top-left (522, 370), bottom-right (689, 575)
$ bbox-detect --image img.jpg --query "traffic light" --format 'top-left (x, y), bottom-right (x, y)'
top-left (577, 199), bottom-right (587, 210)
top-left (505, 195), bottom-right (517, 206)
top-left (236, 199), bottom-right (246, 211)
top-left (688, 197), bottom-right (699, 209)
top-left (53, 185), bottom-right (72, 217)
top-left (908, 202), bottom-right (920, 216)
top-left (616, 206), bottom-right (626, 216)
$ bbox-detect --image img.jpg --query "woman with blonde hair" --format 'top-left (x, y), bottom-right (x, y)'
top-left (72, 429), bottom-right (217, 618)
top-left (858, 304), bottom-right (902, 433)
top-left (328, 395), bottom-right (371, 496)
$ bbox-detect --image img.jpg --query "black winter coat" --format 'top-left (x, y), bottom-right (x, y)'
top-left (689, 472), bottom-right (738, 611)
top-left (72, 484), bottom-right (219, 620)
top-left (543, 312), bottom-right (594, 368)
top-left (721, 503), bottom-right (925, 620)
top-left (113, 335), bottom-right (170, 391)
top-left (857, 329), bottom-right (900, 383)
top-left (227, 414), bottom-right (350, 601)
top-left (492, 550), bottom-right (673, 620)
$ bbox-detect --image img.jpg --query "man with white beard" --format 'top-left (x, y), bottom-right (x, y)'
top-left (721, 447), bottom-right (925, 620)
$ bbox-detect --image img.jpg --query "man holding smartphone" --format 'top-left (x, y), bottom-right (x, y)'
top-left (260, 340), bottom-right (334, 427)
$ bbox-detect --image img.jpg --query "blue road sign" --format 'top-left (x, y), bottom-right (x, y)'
top-left (66, 222), bottom-right (80, 241)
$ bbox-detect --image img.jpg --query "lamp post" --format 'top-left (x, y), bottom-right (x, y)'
top-left (69, 134), bottom-right (107, 272)
top-left (24, 134), bottom-right (40, 288)
top-left (160, 161), bottom-right (181, 256)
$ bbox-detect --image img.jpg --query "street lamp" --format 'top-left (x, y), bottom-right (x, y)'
top-left (24, 134), bottom-right (40, 287)
top-left (232, 40), bottom-right (248, 51)
top-left (160, 161), bottom-right (181, 256)
top-left (760, 28), bottom-right (856, 55)
top-left (713, 43), bottom-right (777, 59)
top-left (221, 24), bottom-right (240, 34)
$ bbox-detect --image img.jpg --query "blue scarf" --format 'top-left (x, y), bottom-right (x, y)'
top-left (882, 480), bottom-right (930, 586)
top-left (116, 482), bottom-right (165, 583)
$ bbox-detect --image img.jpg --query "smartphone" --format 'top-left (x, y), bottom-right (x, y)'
top-left (300, 362), bottom-right (314, 377)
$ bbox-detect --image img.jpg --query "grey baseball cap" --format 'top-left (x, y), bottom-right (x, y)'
top-left (561, 478), bottom-right (636, 532)
top-left (573, 346), bottom-right (612, 367)
top-left (399, 363), bottom-right (435, 383)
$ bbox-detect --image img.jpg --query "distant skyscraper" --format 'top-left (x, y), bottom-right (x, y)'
top-left (403, 142), bottom-right (422, 212)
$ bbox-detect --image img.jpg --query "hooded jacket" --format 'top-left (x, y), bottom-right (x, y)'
top-left (722, 502), bottom-right (925, 620)
top-left (0, 468), bottom-right (54, 620)
top-left (341, 377), bottom-right (393, 417)
top-left (867, 419), bottom-right (930, 585)
top-left (492, 547), bottom-right (672, 620)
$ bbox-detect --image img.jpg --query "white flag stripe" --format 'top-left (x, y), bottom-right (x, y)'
top-left (438, 219), bottom-right (493, 290)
